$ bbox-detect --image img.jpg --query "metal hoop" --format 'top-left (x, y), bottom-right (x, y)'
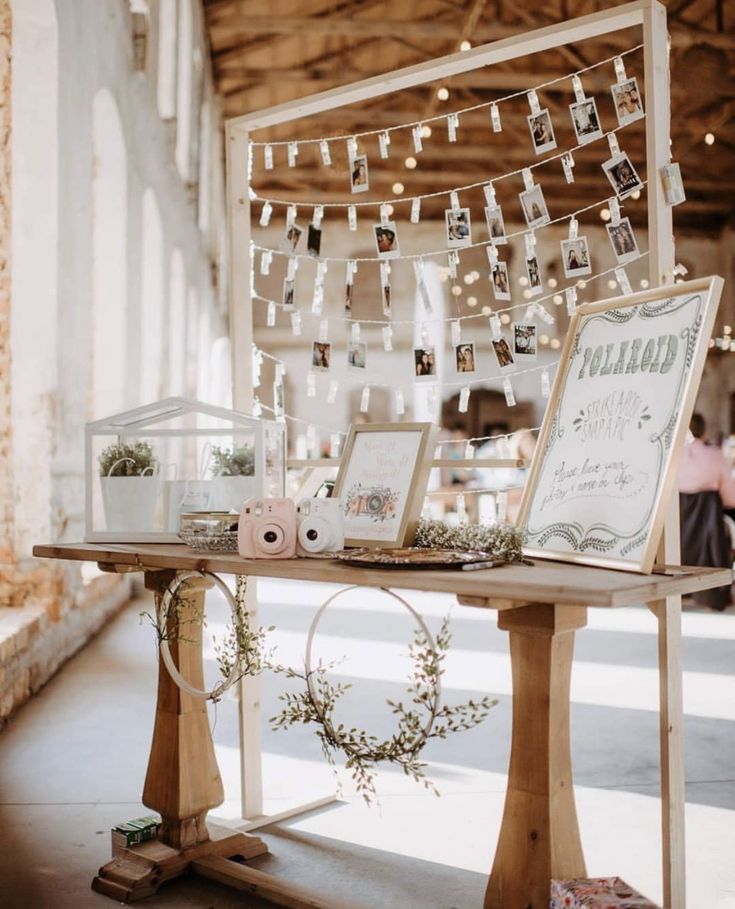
top-left (304, 585), bottom-right (441, 753)
top-left (157, 570), bottom-right (243, 701)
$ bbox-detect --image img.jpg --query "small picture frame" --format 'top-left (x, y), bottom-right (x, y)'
top-left (519, 184), bottom-right (551, 228)
top-left (347, 342), bottom-right (367, 369)
top-left (282, 278), bottom-right (296, 312)
top-left (526, 255), bottom-right (543, 295)
top-left (484, 205), bottom-right (507, 244)
top-left (281, 223), bottom-right (303, 253)
top-left (445, 208), bottom-right (472, 248)
top-left (513, 322), bottom-right (537, 361)
top-left (344, 282), bottom-right (354, 316)
top-left (374, 221), bottom-right (400, 259)
top-left (603, 153), bottom-right (643, 200)
top-left (528, 109), bottom-right (557, 155)
top-left (307, 223), bottom-right (322, 258)
top-left (492, 336), bottom-right (516, 370)
top-left (312, 341), bottom-right (331, 372)
top-left (414, 347), bottom-right (436, 381)
top-left (561, 237), bottom-right (592, 278)
top-left (611, 77), bottom-right (644, 127)
top-left (349, 154), bottom-right (369, 194)
top-left (332, 422), bottom-right (438, 548)
top-left (606, 217), bottom-right (640, 265)
top-left (491, 262), bottom-right (511, 301)
top-left (456, 343), bottom-right (476, 373)
top-left (569, 97), bottom-right (603, 145)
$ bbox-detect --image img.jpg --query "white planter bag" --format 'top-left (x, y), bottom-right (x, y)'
top-left (209, 476), bottom-right (258, 513)
top-left (101, 476), bottom-right (160, 532)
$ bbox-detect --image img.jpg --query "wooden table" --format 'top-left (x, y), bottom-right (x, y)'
top-left (32, 543), bottom-right (731, 909)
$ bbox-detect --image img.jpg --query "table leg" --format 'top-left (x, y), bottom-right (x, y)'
top-left (485, 603), bottom-right (588, 909)
top-left (91, 571), bottom-right (269, 902)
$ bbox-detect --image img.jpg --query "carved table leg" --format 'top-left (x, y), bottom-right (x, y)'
top-left (91, 571), bottom-right (268, 902)
top-left (485, 603), bottom-right (588, 909)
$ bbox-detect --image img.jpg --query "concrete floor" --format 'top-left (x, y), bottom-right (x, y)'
top-left (1, 578), bottom-right (734, 909)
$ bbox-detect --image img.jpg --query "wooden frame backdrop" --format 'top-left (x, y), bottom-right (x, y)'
top-left (332, 422), bottom-right (436, 548)
top-left (224, 4), bottom-right (688, 907)
top-left (518, 276), bottom-right (723, 573)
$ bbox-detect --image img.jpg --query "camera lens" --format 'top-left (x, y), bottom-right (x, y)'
top-left (264, 530), bottom-right (277, 544)
top-left (257, 522), bottom-right (286, 553)
top-left (306, 528), bottom-right (319, 542)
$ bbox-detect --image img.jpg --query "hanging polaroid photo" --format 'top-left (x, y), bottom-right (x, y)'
top-left (525, 255), bottom-right (543, 295)
top-left (491, 262), bottom-right (511, 301)
top-left (603, 153), bottom-right (643, 200)
top-left (282, 278), bottom-right (296, 312)
top-left (519, 184), bottom-right (551, 229)
top-left (344, 281), bottom-right (354, 316)
top-left (445, 208), bottom-right (472, 249)
top-left (307, 223), bottom-right (322, 258)
top-left (492, 336), bottom-right (516, 370)
top-left (484, 205), bottom-right (507, 244)
top-left (456, 343), bottom-right (476, 374)
top-left (414, 347), bottom-right (437, 381)
top-left (569, 97), bottom-right (603, 145)
top-left (513, 323), bottom-right (537, 362)
top-left (281, 223), bottom-right (303, 253)
top-left (382, 284), bottom-right (391, 317)
top-left (312, 341), bottom-right (331, 372)
top-left (561, 237), bottom-right (592, 278)
top-left (374, 221), bottom-right (400, 259)
top-left (347, 342), bottom-right (367, 369)
top-left (527, 109), bottom-right (557, 155)
top-left (611, 77), bottom-right (644, 127)
top-left (349, 154), bottom-right (369, 194)
top-left (273, 382), bottom-right (284, 418)
top-left (606, 216), bottom-right (640, 265)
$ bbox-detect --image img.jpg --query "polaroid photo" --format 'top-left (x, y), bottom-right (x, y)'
top-left (347, 342), bottom-right (367, 369)
top-left (570, 97), bottom-right (603, 145)
top-left (519, 184), bottom-right (551, 229)
top-left (307, 223), bottom-right (322, 258)
top-left (374, 221), bottom-right (400, 259)
top-left (491, 262), bottom-right (511, 301)
top-left (344, 281), bottom-right (354, 316)
top-left (606, 217), bottom-right (640, 265)
top-left (484, 205), bottom-right (507, 244)
top-left (273, 382), bottom-right (284, 417)
top-left (603, 153), bottom-right (643, 200)
top-left (281, 223), bottom-right (303, 253)
top-left (349, 154), bottom-right (369, 194)
top-left (382, 284), bottom-right (391, 317)
top-left (527, 109), bottom-right (557, 155)
top-left (414, 347), bottom-right (437, 381)
top-left (513, 322), bottom-right (537, 362)
top-left (282, 278), bottom-right (296, 312)
top-left (445, 208), bottom-right (472, 249)
top-left (525, 255), bottom-right (543, 296)
top-left (611, 77), bottom-right (644, 127)
top-left (312, 341), bottom-right (331, 372)
top-left (456, 343), bottom-right (476, 374)
top-left (492, 336), bottom-right (516, 371)
top-left (561, 237), bottom-right (592, 278)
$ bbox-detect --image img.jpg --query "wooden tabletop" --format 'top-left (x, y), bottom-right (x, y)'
top-left (33, 542), bottom-right (732, 609)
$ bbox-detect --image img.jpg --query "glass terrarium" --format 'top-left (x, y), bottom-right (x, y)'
top-left (85, 397), bottom-right (286, 542)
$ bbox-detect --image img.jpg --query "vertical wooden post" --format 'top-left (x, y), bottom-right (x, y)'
top-left (643, 4), bottom-right (685, 908)
top-left (225, 121), bottom-right (264, 820)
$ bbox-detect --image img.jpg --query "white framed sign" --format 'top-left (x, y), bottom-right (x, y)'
top-left (518, 276), bottom-right (724, 573)
top-left (333, 422), bottom-right (437, 548)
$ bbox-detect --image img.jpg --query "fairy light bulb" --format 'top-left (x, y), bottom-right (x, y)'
top-left (405, 156), bottom-right (417, 170)
top-left (392, 182), bottom-right (404, 194)
top-left (600, 208), bottom-right (611, 221)
top-left (705, 132), bottom-right (715, 146)
top-left (467, 296), bottom-right (477, 307)
top-left (421, 125), bottom-right (432, 138)
top-left (500, 313), bottom-right (511, 324)
top-left (459, 39), bottom-right (471, 51)
top-left (437, 86), bottom-right (449, 101)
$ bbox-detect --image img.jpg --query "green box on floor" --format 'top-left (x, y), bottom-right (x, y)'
top-left (111, 814), bottom-right (161, 852)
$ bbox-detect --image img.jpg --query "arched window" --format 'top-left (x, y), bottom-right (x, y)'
top-left (92, 89), bottom-right (128, 418)
top-left (168, 249), bottom-right (186, 395)
top-left (157, 0), bottom-right (177, 119)
top-left (140, 189), bottom-right (164, 402)
top-left (185, 285), bottom-right (199, 397)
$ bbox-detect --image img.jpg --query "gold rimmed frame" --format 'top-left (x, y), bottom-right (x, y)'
top-left (517, 275), bottom-right (723, 573)
top-left (333, 422), bottom-right (437, 549)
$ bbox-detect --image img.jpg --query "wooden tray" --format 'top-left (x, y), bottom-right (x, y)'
top-left (336, 548), bottom-right (503, 570)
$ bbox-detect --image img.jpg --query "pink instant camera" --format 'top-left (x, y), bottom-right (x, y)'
top-left (238, 498), bottom-right (297, 559)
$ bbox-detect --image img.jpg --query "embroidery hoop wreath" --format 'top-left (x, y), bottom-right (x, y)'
top-left (272, 585), bottom-right (497, 804)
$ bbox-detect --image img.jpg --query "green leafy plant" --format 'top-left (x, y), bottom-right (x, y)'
top-left (99, 440), bottom-right (157, 477)
top-left (210, 445), bottom-right (255, 477)
top-left (270, 616), bottom-right (497, 804)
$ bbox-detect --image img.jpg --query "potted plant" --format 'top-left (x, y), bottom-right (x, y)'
top-left (209, 444), bottom-right (257, 512)
top-left (99, 441), bottom-right (160, 532)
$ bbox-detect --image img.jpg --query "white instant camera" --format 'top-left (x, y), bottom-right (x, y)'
top-left (296, 497), bottom-right (344, 557)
